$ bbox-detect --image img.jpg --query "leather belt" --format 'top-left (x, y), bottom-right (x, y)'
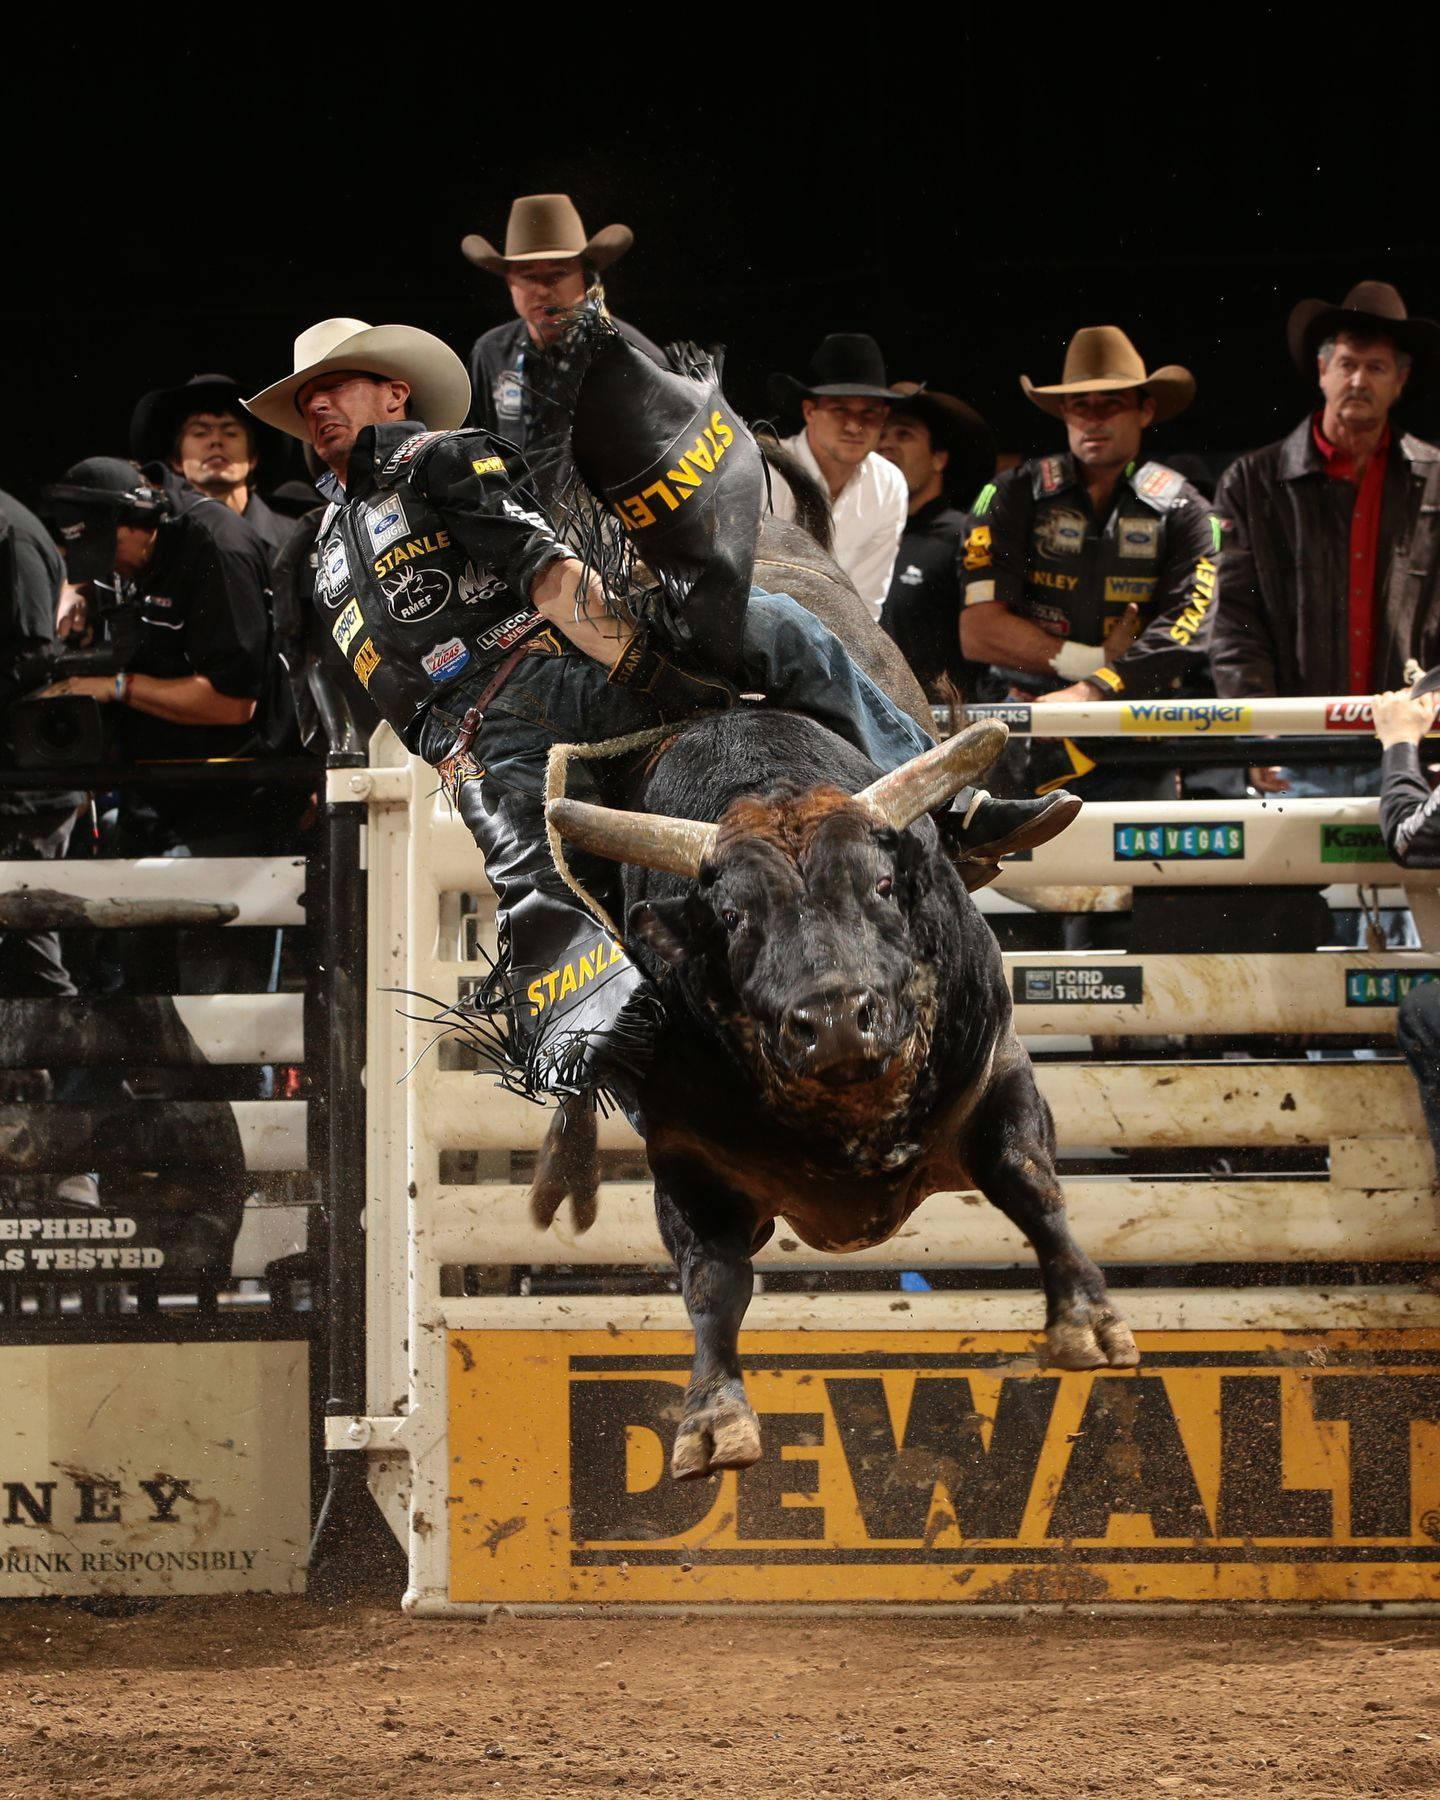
top-left (443, 618), bottom-right (551, 757)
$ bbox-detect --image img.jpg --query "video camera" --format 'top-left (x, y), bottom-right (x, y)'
top-left (8, 581), bottom-right (141, 767)
top-left (5, 459), bottom-right (168, 769)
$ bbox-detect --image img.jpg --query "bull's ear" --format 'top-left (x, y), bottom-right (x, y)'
top-left (628, 898), bottom-right (692, 967)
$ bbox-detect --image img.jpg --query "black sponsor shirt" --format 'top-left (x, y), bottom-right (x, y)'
top-left (141, 463), bottom-right (298, 566)
top-left (117, 502), bottom-right (270, 766)
top-left (879, 495), bottom-right (993, 697)
top-left (960, 453), bottom-right (1219, 699)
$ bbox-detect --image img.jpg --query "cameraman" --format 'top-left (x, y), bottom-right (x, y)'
top-left (41, 459), bottom-right (270, 863)
top-left (0, 486), bottom-right (84, 1001)
top-left (39, 460), bottom-right (276, 1272)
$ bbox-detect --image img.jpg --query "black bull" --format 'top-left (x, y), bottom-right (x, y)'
top-left (543, 712), bottom-right (1138, 1481)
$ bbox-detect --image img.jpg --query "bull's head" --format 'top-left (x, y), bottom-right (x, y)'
top-left (547, 722), bottom-right (1005, 1099)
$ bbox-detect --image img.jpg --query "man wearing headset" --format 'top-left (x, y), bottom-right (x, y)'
top-left (40, 458), bottom-right (271, 855)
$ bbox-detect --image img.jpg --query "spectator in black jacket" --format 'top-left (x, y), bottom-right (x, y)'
top-left (1374, 684), bottom-right (1440, 1159)
top-left (878, 383), bottom-right (996, 698)
top-left (1213, 282), bottom-right (1440, 798)
top-left (461, 194), bottom-right (662, 504)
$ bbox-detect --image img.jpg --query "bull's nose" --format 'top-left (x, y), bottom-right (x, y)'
top-left (780, 986), bottom-right (888, 1084)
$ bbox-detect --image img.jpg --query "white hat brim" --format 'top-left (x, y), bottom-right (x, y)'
top-left (244, 324), bottom-right (472, 441)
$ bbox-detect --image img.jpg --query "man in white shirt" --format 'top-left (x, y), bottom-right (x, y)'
top-left (767, 334), bottom-right (908, 620)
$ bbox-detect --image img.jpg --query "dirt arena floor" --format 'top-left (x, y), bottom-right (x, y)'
top-left (1, 1596), bottom-right (1438, 1797)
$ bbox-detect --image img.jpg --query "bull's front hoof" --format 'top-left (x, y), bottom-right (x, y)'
top-left (671, 1401), bottom-right (763, 1481)
top-left (1045, 1308), bottom-right (1140, 1371)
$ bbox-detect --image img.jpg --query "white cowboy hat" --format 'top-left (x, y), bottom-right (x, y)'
top-left (244, 318), bottom-right (471, 441)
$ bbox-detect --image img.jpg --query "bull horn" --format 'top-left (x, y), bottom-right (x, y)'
top-left (547, 797), bottom-right (718, 878)
top-left (855, 719), bottom-right (1010, 832)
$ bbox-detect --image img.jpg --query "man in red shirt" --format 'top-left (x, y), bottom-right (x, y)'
top-left (1212, 281), bottom-right (1440, 797)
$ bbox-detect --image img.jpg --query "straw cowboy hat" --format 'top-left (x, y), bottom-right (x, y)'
top-left (1286, 279), bottom-right (1440, 393)
top-left (769, 334), bottom-right (898, 410)
top-left (1021, 326), bottom-right (1195, 423)
top-left (461, 194), bottom-right (634, 275)
top-left (245, 319), bottom-right (471, 441)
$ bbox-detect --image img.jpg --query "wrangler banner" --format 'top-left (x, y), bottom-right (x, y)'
top-left (448, 1328), bottom-right (1440, 1606)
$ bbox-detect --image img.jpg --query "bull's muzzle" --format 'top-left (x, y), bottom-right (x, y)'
top-left (779, 983), bottom-right (890, 1087)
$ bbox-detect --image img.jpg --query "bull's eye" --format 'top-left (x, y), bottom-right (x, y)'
top-left (876, 876), bottom-right (894, 899)
top-left (720, 906), bottom-right (741, 932)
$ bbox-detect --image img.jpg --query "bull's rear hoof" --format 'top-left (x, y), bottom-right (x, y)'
top-left (671, 1405), bottom-right (763, 1481)
top-left (1046, 1309), bottom-right (1140, 1371)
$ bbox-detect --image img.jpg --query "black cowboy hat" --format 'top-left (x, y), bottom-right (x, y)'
top-left (768, 334), bottom-right (898, 410)
top-left (886, 382), bottom-right (998, 506)
top-left (130, 372), bottom-right (285, 476)
top-left (1286, 281), bottom-right (1440, 395)
top-left (889, 382), bottom-right (997, 482)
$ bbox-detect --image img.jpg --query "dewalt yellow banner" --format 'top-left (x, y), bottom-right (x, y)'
top-left (447, 1328), bottom-right (1440, 1606)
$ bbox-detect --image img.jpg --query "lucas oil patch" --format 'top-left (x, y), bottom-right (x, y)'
top-left (332, 598), bottom-right (364, 654)
top-left (364, 498), bottom-right (410, 554)
top-left (421, 637), bottom-right (470, 683)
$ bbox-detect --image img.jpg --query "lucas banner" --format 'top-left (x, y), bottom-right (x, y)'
top-left (449, 1328), bottom-right (1440, 1606)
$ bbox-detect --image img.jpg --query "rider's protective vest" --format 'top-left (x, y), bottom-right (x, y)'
top-left (315, 422), bottom-right (569, 748)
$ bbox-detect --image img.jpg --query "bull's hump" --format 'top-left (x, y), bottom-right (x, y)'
top-left (648, 708), bottom-right (881, 813)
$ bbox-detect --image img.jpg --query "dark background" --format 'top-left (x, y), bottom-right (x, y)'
top-left (5, 27), bottom-right (1437, 504)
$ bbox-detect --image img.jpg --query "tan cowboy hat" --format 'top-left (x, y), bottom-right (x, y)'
top-left (244, 318), bottom-right (471, 441)
top-left (461, 194), bottom-right (634, 275)
top-left (1021, 326), bottom-right (1195, 423)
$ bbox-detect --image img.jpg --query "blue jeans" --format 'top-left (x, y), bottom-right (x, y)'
top-left (418, 588), bottom-right (930, 786)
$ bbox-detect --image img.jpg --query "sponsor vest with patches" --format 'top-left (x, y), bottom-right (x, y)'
top-left (315, 427), bottom-right (538, 738)
top-left (1009, 454), bottom-right (1182, 678)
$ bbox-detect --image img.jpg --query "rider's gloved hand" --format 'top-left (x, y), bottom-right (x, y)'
top-left (607, 626), bottom-right (737, 718)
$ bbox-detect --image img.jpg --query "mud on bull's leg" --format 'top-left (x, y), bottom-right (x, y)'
top-left (655, 1177), bottom-right (763, 1480)
top-left (967, 1062), bottom-right (1139, 1372)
